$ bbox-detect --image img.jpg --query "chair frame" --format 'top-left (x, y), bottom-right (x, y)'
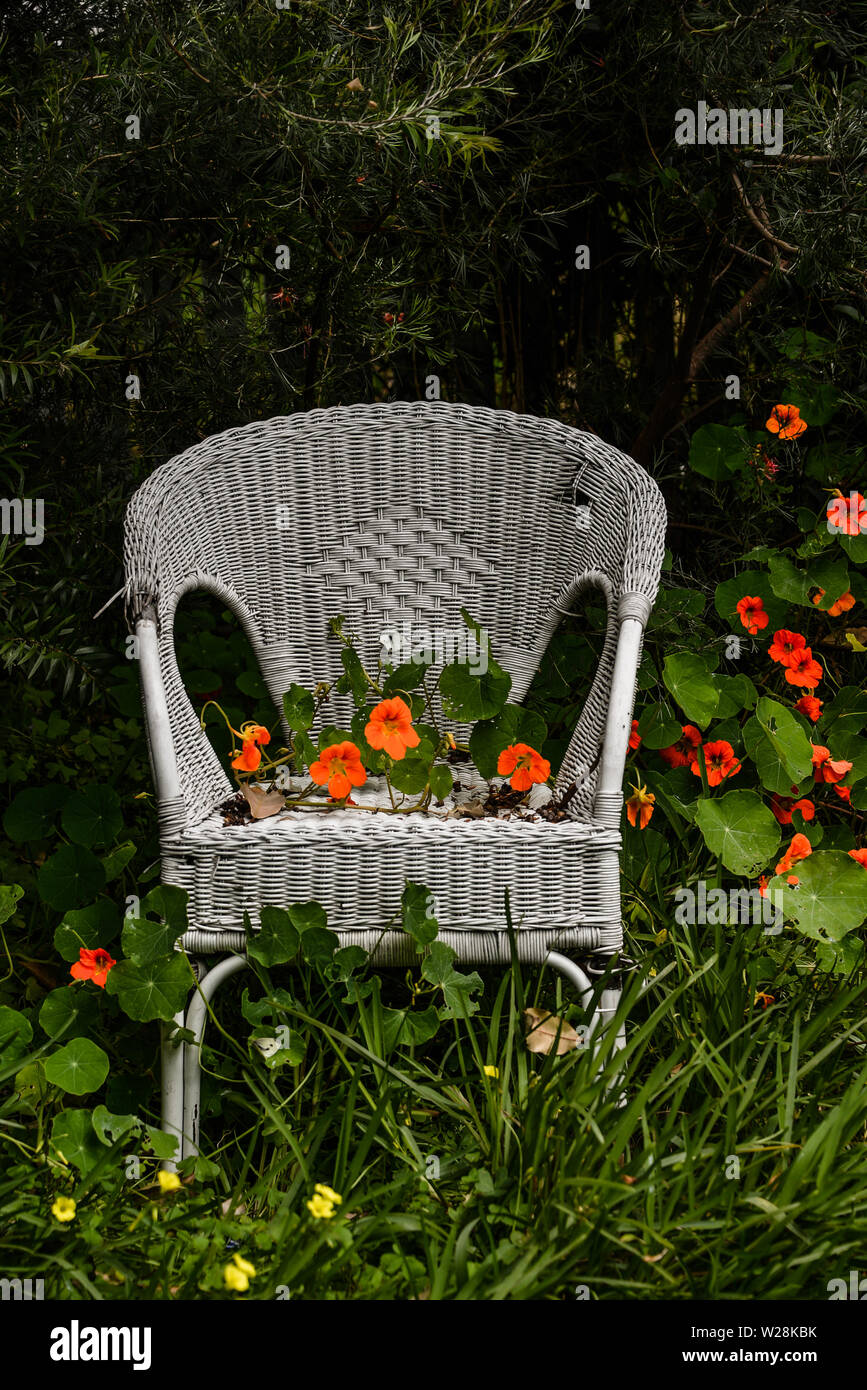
top-left (123, 401), bottom-right (666, 1161)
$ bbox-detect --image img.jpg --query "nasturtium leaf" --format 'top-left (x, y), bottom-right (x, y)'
top-left (743, 697), bottom-right (813, 794)
top-left (282, 684), bottom-right (315, 732)
top-left (815, 934), bottom-right (864, 975)
top-left (383, 661), bottom-right (430, 697)
top-left (780, 327), bottom-right (834, 361)
top-left (636, 702), bottom-right (683, 750)
top-left (37, 845), bottom-right (106, 910)
top-left (39, 987), bottom-right (100, 1041)
top-left (821, 687), bottom-right (867, 739)
top-left (121, 914), bottom-right (185, 964)
top-left (61, 785), bottom-right (123, 848)
top-left (382, 1005), bottom-right (441, 1052)
top-left (688, 423), bottom-right (748, 480)
top-left (144, 1125), bottom-right (179, 1160)
top-left (50, 1108), bottom-right (105, 1175)
top-left (4, 786), bottom-right (66, 843)
top-left (822, 729), bottom-right (867, 782)
top-left (44, 1038), bottom-right (110, 1095)
top-left (713, 673), bottom-right (758, 718)
top-left (661, 653), bottom-right (719, 728)
top-left (246, 906), bottom-right (300, 967)
top-left (141, 884), bottom-right (189, 933)
top-left (336, 646), bottom-right (369, 705)
top-left (401, 881), bottom-right (438, 951)
top-left (0, 1006), bottom-right (32, 1065)
top-left (299, 925), bottom-right (340, 967)
top-left (54, 900), bottom-right (120, 962)
top-left (439, 658), bottom-right (511, 722)
top-left (91, 1105), bottom-right (140, 1146)
top-left (714, 571), bottom-right (789, 637)
top-left (105, 954), bottom-right (193, 1021)
top-left (768, 552), bottom-right (849, 610)
top-left (0, 884), bottom-right (23, 925)
top-left (469, 705), bottom-right (547, 777)
top-left (693, 791), bottom-right (781, 877)
top-left (429, 763), bottom-right (454, 801)
top-left (781, 380), bottom-right (840, 427)
top-left (421, 940), bottom-right (483, 1019)
top-left (288, 902), bottom-right (328, 934)
top-left (839, 532), bottom-right (867, 565)
top-left (771, 852), bottom-right (867, 942)
top-left (294, 730), bottom-right (318, 770)
top-left (101, 842), bottom-right (136, 883)
top-left (389, 754), bottom-right (433, 795)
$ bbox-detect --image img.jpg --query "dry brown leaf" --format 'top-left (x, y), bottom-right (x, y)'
top-left (243, 785), bottom-right (287, 820)
top-left (523, 1006), bottom-right (580, 1056)
top-left (346, 77), bottom-right (364, 91)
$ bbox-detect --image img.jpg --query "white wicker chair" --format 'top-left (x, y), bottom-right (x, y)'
top-left (123, 401), bottom-right (666, 1161)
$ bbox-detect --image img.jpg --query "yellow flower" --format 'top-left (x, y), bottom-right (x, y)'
top-left (483, 1065), bottom-right (499, 1078)
top-left (158, 1170), bottom-right (182, 1192)
top-left (232, 1252), bottom-right (256, 1278)
top-left (313, 1183), bottom-right (342, 1206)
top-left (224, 1263), bottom-right (250, 1292)
top-left (306, 1192), bottom-right (336, 1220)
top-left (51, 1195), bottom-right (76, 1223)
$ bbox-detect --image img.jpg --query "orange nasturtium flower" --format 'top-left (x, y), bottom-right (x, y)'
top-left (659, 725), bottom-right (702, 769)
top-left (812, 587), bottom-right (856, 617)
top-left (626, 783), bottom-right (655, 829)
top-left (794, 695), bottom-right (822, 723)
top-left (775, 832), bottom-right (812, 877)
top-left (826, 490), bottom-right (867, 537)
top-left (691, 740), bottom-right (741, 787)
top-left (768, 629), bottom-right (806, 666)
top-left (770, 794), bottom-right (815, 826)
top-left (628, 719), bottom-right (642, 750)
top-left (70, 947), bottom-right (117, 988)
top-left (309, 742), bottom-right (367, 800)
top-left (364, 697), bottom-right (420, 760)
top-left (736, 595), bottom-right (769, 635)
top-left (231, 722), bottom-right (271, 772)
top-left (848, 848), bottom-right (867, 870)
top-left (811, 745), bottom-right (853, 785)
top-left (784, 647), bottom-right (822, 690)
top-left (497, 743), bottom-right (551, 791)
top-left (765, 404), bottom-right (807, 440)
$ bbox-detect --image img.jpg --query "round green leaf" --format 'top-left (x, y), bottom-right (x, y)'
top-left (44, 1038), bottom-right (110, 1095)
top-left (429, 763), bottom-right (454, 801)
top-left (247, 906), bottom-right (300, 968)
top-left (50, 1109), bottom-right (104, 1175)
top-left (661, 653), bottom-right (719, 728)
top-left (105, 954), bottom-right (192, 1022)
top-left (389, 755), bottom-right (432, 795)
top-left (61, 784), bottom-right (123, 848)
top-left (439, 659), bottom-right (511, 722)
top-left (54, 900), bottom-right (121, 962)
top-left (694, 790), bottom-right (781, 877)
top-left (38, 845), bottom-right (106, 911)
top-left (688, 423), bottom-right (748, 480)
top-left (3, 786), bottom-right (63, 843)
top-left (636, 703), bottom-right (682, 750)
top-left (39, 987), bottom-right (100, 1041)
top-left (771, 852), bottom-right (867, 942)
top-left (0, 1006), bottom-right (33, 1065)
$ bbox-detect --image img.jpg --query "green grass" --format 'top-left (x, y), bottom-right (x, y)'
top-left (3, 909), bottom-right (867, 1301)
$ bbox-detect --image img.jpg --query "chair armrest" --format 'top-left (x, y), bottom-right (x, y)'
top-left (136, 611), bottom-right (183, 820)
top-left (593, 596), bottom-right (651, 828)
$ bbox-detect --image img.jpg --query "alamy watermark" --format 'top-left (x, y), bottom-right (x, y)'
top-left (0, 497), bottom-right (44, 545)
top-left (379, 621), bottom-right (489, 676)
top-left (674, 880), bottom-right (782, 934)
top-left (674, 102), bottom-right (784, 156)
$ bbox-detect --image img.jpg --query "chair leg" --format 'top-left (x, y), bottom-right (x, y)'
top-left (546, 950), bottom-right (626, 1100)
top-left (182, 954), bottom-right (249, 1159)
top-left (160, 1010), bottom-right (187, 1172)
